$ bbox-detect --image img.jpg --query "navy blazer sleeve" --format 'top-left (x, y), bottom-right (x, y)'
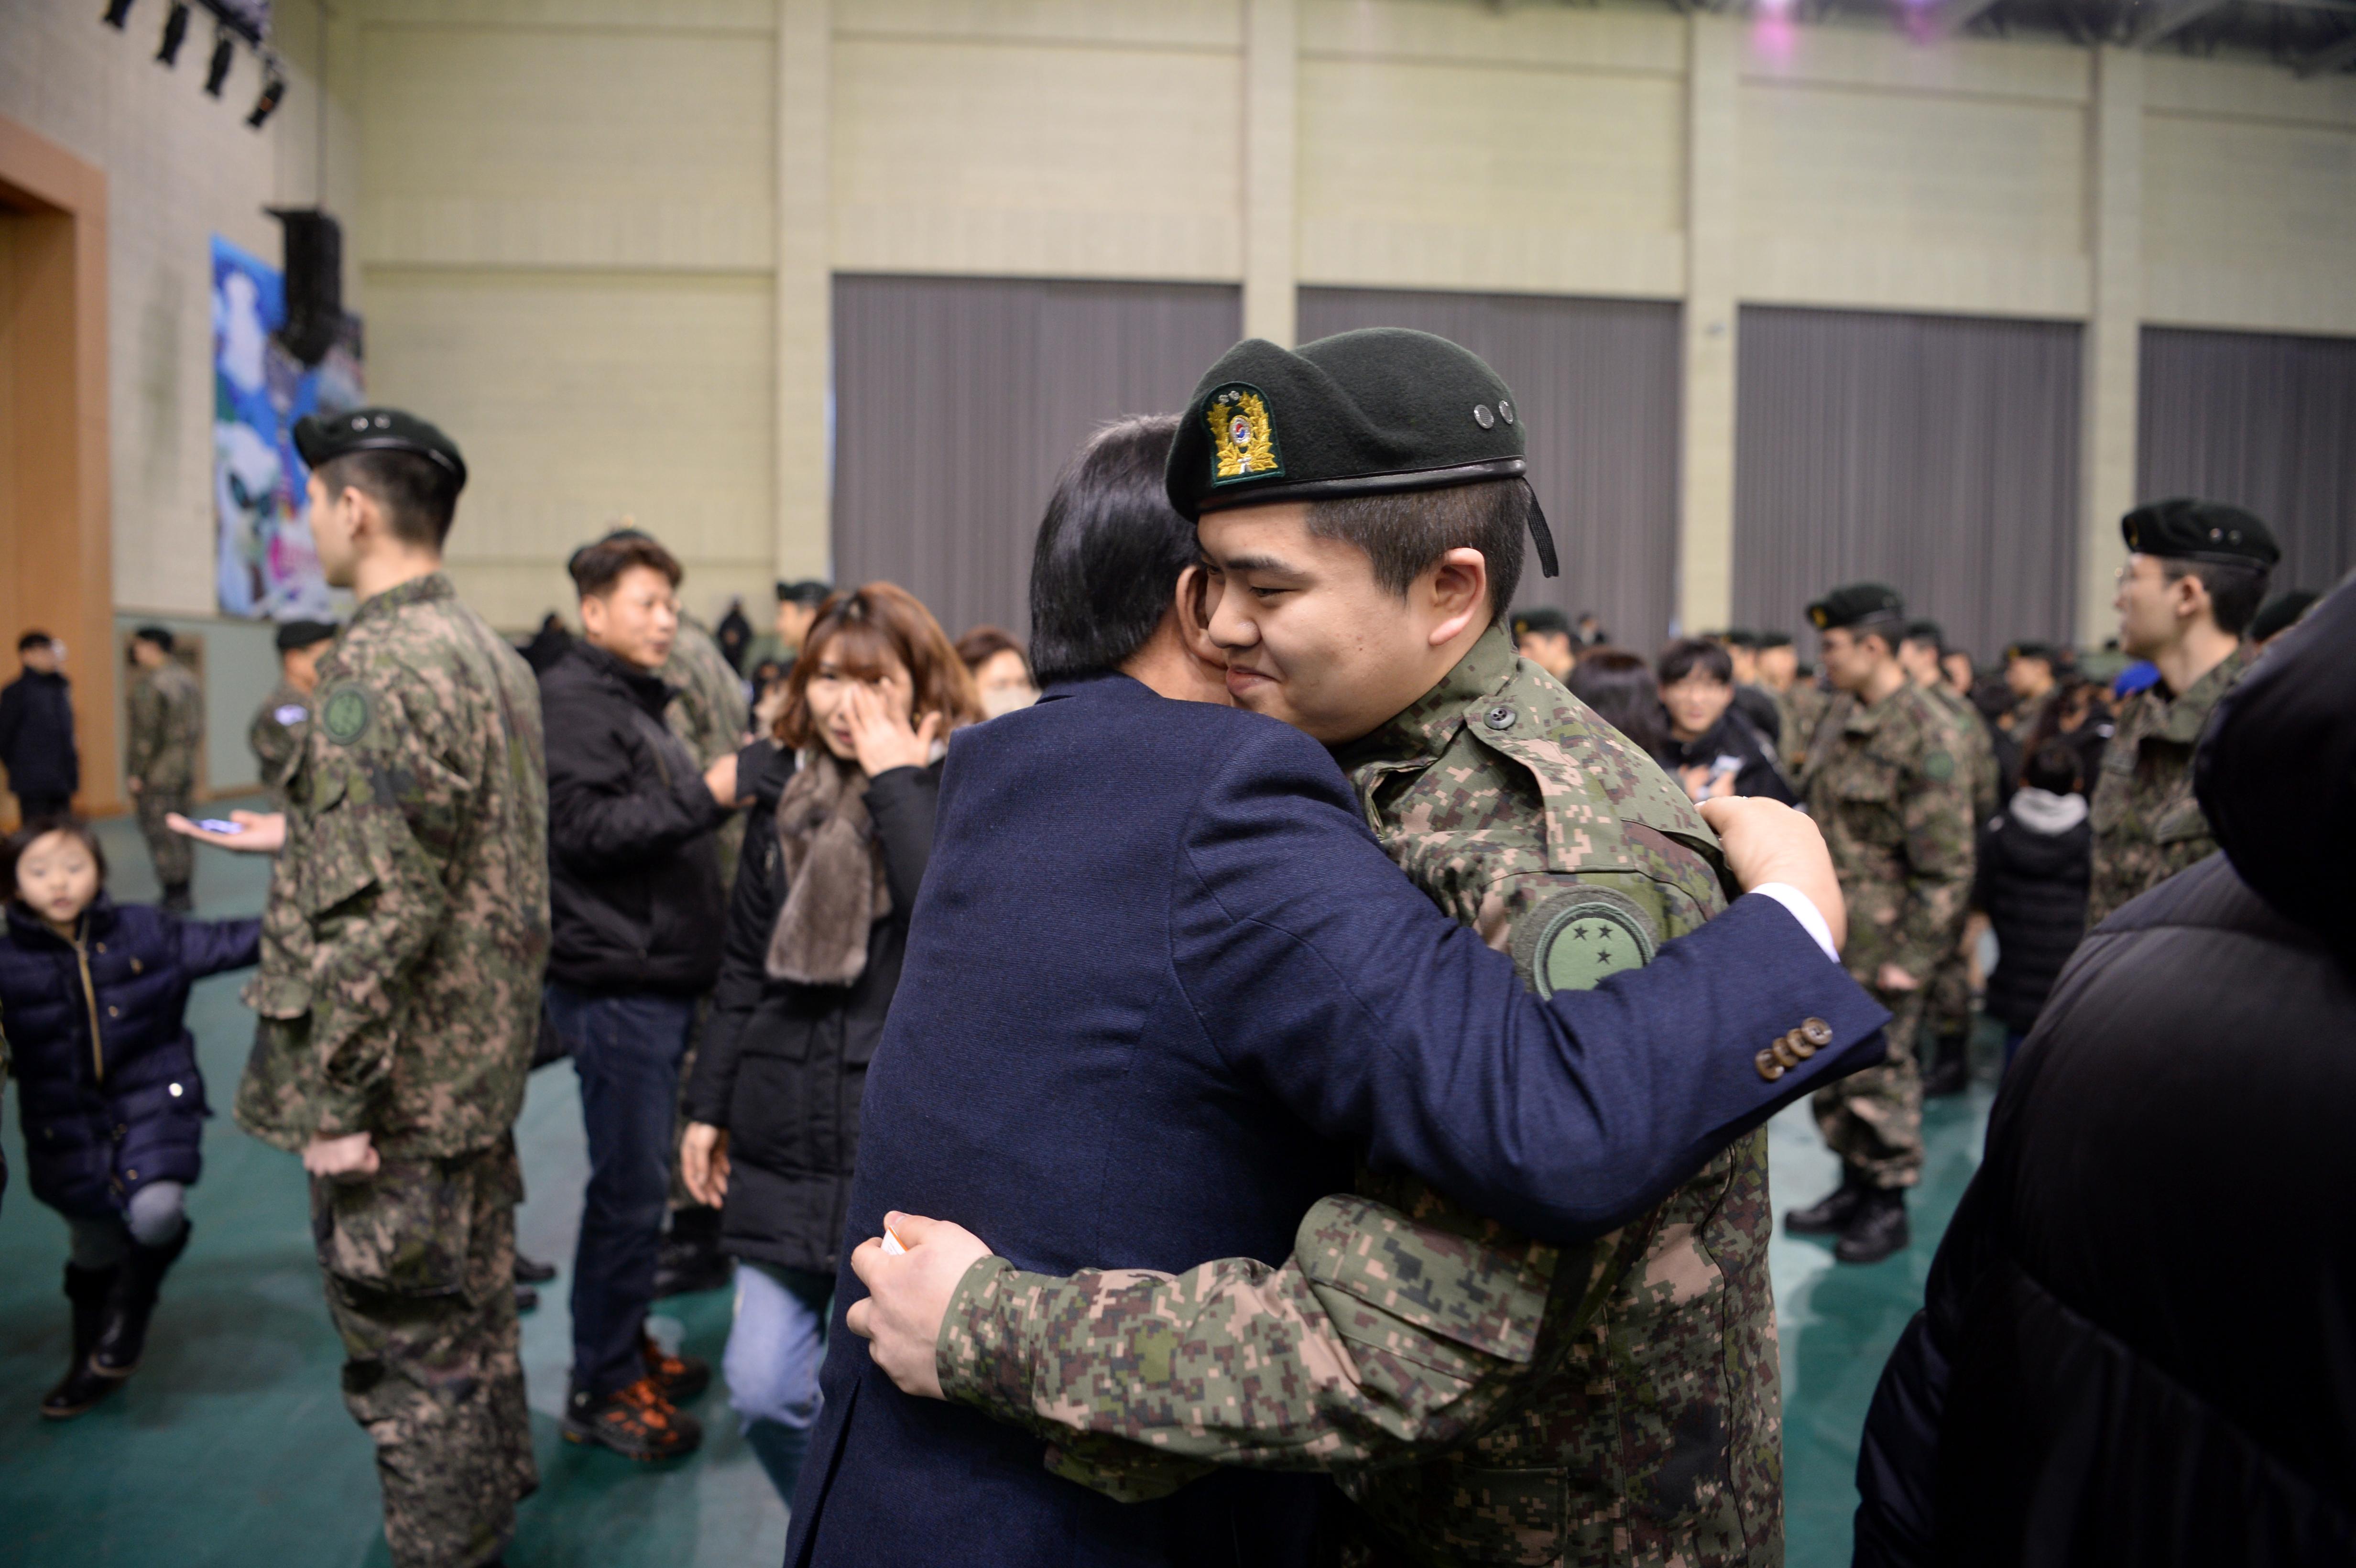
top-left (1172, 720), bottom-right (1889, 1246)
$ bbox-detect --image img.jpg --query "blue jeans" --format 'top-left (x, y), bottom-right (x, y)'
top-left (545, 983), bottom-right (697, 1400)
top-left (727, 1260), bottom-right (831, 1503)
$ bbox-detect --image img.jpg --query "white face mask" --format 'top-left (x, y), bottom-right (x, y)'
top-left (982, 684), bottom-right (1037, 719)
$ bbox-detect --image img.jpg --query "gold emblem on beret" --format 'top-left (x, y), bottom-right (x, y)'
top-left (1207, 384), bottom-right (1283, 486)
top-left (1809, 605), bottom-right (1830, 630)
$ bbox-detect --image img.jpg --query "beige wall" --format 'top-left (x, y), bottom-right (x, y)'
top-left (9, 0), bottom-right (2353, 639)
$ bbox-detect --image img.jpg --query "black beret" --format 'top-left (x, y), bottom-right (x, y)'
top-left (2121, 497), bottom-right (2279, 569)
top-left (1759, 631), bottom-right (1794, 650)
top-left (1167, 329), bottom-right (1558, 576)
top-left (1721, 629), bottom-right (1761, 649)
top-left (2249, 588), bottom-right (2319, 643)
top-left (1806, 583), bottom-right (1905, 633)
top-left (293, 406), bottom-right (467, 490)
top-left (132, 624), bottom-right (175, 652)
top-left (274, 619), bottom-right (338, 653)
top-left (1512, 606), bottom-right (1571, 639)
top-left (1900, 619), bottom-right (1945, 648)
top-left (776, 579), bottom-right (831, 605)
top-left (2004, 640), bottom-right (2059, 665)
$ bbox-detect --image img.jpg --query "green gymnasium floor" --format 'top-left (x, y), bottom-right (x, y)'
top-left (0, 806), bottom-right (1994, 1567)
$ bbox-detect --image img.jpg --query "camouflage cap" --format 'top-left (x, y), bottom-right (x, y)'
top-left (1166, 329), bottom-right (1559, 576)
top-left (273, 619), bottom-right (338, 653)
top-left (2122, 497), bottom-right (2280, 569)
top-left (1511, 606), bottom-right (1571, 639)
top-left (293, 406), bottom-right (467, 490)
top-left (1805, 582), bottom-right (1906, 634)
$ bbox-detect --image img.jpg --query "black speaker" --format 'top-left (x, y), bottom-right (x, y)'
top-left (266, 207), bottom-right (342, 367)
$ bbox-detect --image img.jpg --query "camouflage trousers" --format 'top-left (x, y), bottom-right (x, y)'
top-left (313, 1138), bottom-right (536, 1568)
top-left (135, 785), bottom-right (193, 889)
top-left (1812, 988), bottom-right (1925, 1190)
top-left (1924, 944), bottom-right (1974, 1048)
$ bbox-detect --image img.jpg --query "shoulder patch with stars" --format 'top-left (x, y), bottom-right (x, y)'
top-left (1205, 384), bottom-right (1284, 486)
top-left (1513, 887), bottom-right (1659, 998)
top-left (319, 686), bottom-right (372, 745)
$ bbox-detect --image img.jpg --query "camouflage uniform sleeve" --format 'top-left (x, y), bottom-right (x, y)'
top-left (125, 679), bottom-right (160, 779)
top-left (1892, 711), bottom-right (1976, 984)
top-left (935, 1192), bottom-right (1567, 1499)
top-left (300, 675), bottom-right (471, 1140)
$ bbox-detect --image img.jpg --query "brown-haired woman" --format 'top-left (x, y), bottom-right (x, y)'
top-left (676, 581), bottom-right (979, 1503)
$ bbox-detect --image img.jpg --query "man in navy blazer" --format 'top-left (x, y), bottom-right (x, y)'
top-left (785, 417), bottom-right (1885, 1568)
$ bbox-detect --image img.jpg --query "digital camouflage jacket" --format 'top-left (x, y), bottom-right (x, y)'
top-left (126, 659), bottom-right (204, 791)
top-left (2085, 643), bottom-right (2251, 929)
top-left (1922, 682), bottom-right (1998, 827)
top-left (1797, 683), bottom-right (1975, 987)
top-left (236, 573), bottom-right (551, 1160)
top-left (247, 679), bottom-right (311, 805)
top-left (937, 625), bottom-right (1783, 1568)
top-left (665, 613), bottom-right (751, 892)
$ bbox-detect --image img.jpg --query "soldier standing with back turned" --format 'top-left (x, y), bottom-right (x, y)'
top-left (1785, 585), bottom-right (1974, 1264)
top-left (173, 407), bottom-right (548, 1568)
top-left (124, 626), bottom-right (203, 912)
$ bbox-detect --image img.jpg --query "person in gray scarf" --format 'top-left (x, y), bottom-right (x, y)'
top-left (678, 581), bottom-right (982, 1505)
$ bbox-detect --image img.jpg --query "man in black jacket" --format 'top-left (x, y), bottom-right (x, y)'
top-left (0, 632), bottom-right (78, 820)
top-left (540, 532), bottom-right (741, 1460)
top-left (1854, 573), bottom-right (2356, 1568)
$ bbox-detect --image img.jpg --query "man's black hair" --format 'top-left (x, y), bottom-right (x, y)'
top-left (1657, 638), bottom-right (1734, 688)
top-left (568, 532), bottom-right (683, 599)
top-left (2022, 740), bottom-right (2083, 796)
top-left (17, 630), bottom-right (54, 653)
top-left (132, 625), bottom-right (175, 653)
top-left (1028, 414), bottom-right (1192, 685)
top-left (2160, 558), bottom-right (2269, 638)
top-left (1899, 619), bottom-right (1945, 654)
top-left (3, 815), bottom-right (107, 899)
top-left (315, 448), bottom-right (462, 550)
top-left (1759, 631), bottom-right (1793, 650)
top-left (1722, 629), bottom-right (1761, 650)
top-left (1303, 479), bottom-right (1527, 626)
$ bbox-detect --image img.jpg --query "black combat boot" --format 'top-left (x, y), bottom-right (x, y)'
top-left (1921, 1031), bottom-right (1970, 1098)
top-left (1785, 1164), bottom-right (1870, 1236)
top-left (160, 883), bottom-right (194, 915)
top-left (652, 1205), bottom-right (731, 1298)
top-left (1834, 1186), bottom-right (1912, 1265)
top-left (90, 1221), bottom-right (190, 1378)
top-left (513, 1253), bottom-right (558, 1285)
top-left (41, 1264), bottom-right (122, 1419)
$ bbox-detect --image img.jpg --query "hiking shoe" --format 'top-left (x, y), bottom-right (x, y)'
top-left (563, 1376), bottom-right (702, 1461)
top-left (644, 1334), bottom-right (710, 1403)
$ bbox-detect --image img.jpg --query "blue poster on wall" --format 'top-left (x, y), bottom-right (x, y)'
top-left (211, 233), bottom-right (360, 620)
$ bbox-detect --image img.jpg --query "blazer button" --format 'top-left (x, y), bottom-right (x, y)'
top-left (1800, 1017), bottom-right (1833, 1048)
top-left (1784, 1028), bottom-right (1817, 1060)
top-left (1771, 1038), bottom-right (1801, 1069)
top-left (1754, 1049), bottom-right (1786, 1082)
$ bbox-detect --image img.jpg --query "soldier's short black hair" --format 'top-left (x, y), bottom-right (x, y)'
top-left (3, 815), bottom-right (107, 898)
top-left (132, 625), bottom-right (175, 653)
top-left (1898, 619), bottom-right (1945, 655)
top-left (1028, 414), bottom-right (1193, 686)
top-left (315, 448), bottom-right (462, 551)
top-left (2160, 558), bottom-right (2269, 638)
top-left (1303, 478), bottom-right (1527, 625)
top-left (1759, 631), bottom-right (1794, 651)
top-left (569, 532), bottom-right (683, 599)
top-left (1658, 638), bottom-right (1734, 688)
top-left (18, 630), bottom-right (55, 652)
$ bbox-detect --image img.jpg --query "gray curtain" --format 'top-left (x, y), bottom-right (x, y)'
top-left (832, 275), bottom-right (1242, 641)
top-left (1297, 289), bottom-right (1682, 650)
top-left (2138, 327), bottom-right (2356, 597)
top-left (1732, 306), bottom-right (2081, 662)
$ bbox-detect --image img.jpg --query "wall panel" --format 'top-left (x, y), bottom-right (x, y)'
top-left (2143, 110), bottom-right (2356, 337)
top-left (1732, 306), bottom-right (2081, 658)
top-left (2138, 327), bottom-right (2356, 597)
top-left (831, 275), bottom-right (1242, 641)
top-left (1298, 288), bottom-right (1682, 648)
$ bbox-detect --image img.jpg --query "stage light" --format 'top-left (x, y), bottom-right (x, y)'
top-left (204, 29), bottom-right (234, 96)
top-left (246, 61), bottom-right (286, 129)
top-left (102, 0), bottom-right (136, 29)
top-left (155, 0), bottom-right (189, 65)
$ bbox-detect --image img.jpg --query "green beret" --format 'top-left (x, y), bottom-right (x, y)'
top-left (274, 619), bottom-right (338, 653)
top-left (1167, 329), bottom-right (1559, 576)
top-left (1512, 606), bottom-right (1571, 639)
top-left (1805, 582), bottom-right (1905, 633)
top-left (2121, 497), bottom-right (2279, 569)
top-left (293, 406), bottom-right (467, 490)
top-left (2249, 588), bottom-right (2319, 643)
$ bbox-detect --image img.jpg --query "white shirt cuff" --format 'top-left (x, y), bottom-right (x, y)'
top-left (1751, 882), bottom-right (1840, 963)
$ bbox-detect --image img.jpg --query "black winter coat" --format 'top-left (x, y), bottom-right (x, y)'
top-left (1854, 855), bottom-right (2356, 1567)
top-left (1971, 801), bottom-right (2093, 1033)
top-left (1661, 707), bottom-right (1796, 806)
top-left (0, 897), bottom-right (259, 1219)
top-left (0, 668), bottom-right (79, 799)
top-left (540, 641), bottom-right (728, 995)
top-left (683, 741), bottom-right (938, 1275)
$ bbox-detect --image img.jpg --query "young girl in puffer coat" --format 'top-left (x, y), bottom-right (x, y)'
top-left (0, 816), bottom-right (258, 1418)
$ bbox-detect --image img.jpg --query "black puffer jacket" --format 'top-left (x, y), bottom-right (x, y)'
top-left (1660, 707), bottom-right (1796, 805)
top-left (539, 641), bottom-right (728, 995)
top-left (683, 740), bottom-right (938, 1275)
top-left (1971, 795), bottom-right (2093, 1033)
top-left (0, 668), bottom-right (79, 799)
top-left (1855, 576), bottom-right (2356, 1568)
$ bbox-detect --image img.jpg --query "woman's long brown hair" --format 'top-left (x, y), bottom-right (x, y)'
top-left (773, 582), bottom-right (986, 750)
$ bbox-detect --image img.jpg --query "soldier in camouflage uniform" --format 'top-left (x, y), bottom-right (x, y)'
top-left (179, 408), bottom-right (547, 1568)
top-left (2086, 499), bottom-right (2278, 929)
top-left (1785, 585), bottom-right (1974, 1265)
top-left (247, 620), bottom-right (336, 807)
top-left (871, 333), bottom-right (1813, 1566)
top-left (1898, 620), bottom-right (1996, 1098)
top-left (124, 627), bottom-right (204, 911)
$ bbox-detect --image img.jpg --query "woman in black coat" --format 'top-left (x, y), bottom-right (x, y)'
top-left (678, 583), bottom-right (982, 1504)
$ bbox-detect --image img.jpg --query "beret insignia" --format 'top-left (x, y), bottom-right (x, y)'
top-left (1516, 890), bottom-right (1658, 999)
top-left (1206, 384), bottom-right (1284, 487)
top-left (1808, 605), bottom-right (1830, 630)
top-left (320, 686), bottom-right (371, 745)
